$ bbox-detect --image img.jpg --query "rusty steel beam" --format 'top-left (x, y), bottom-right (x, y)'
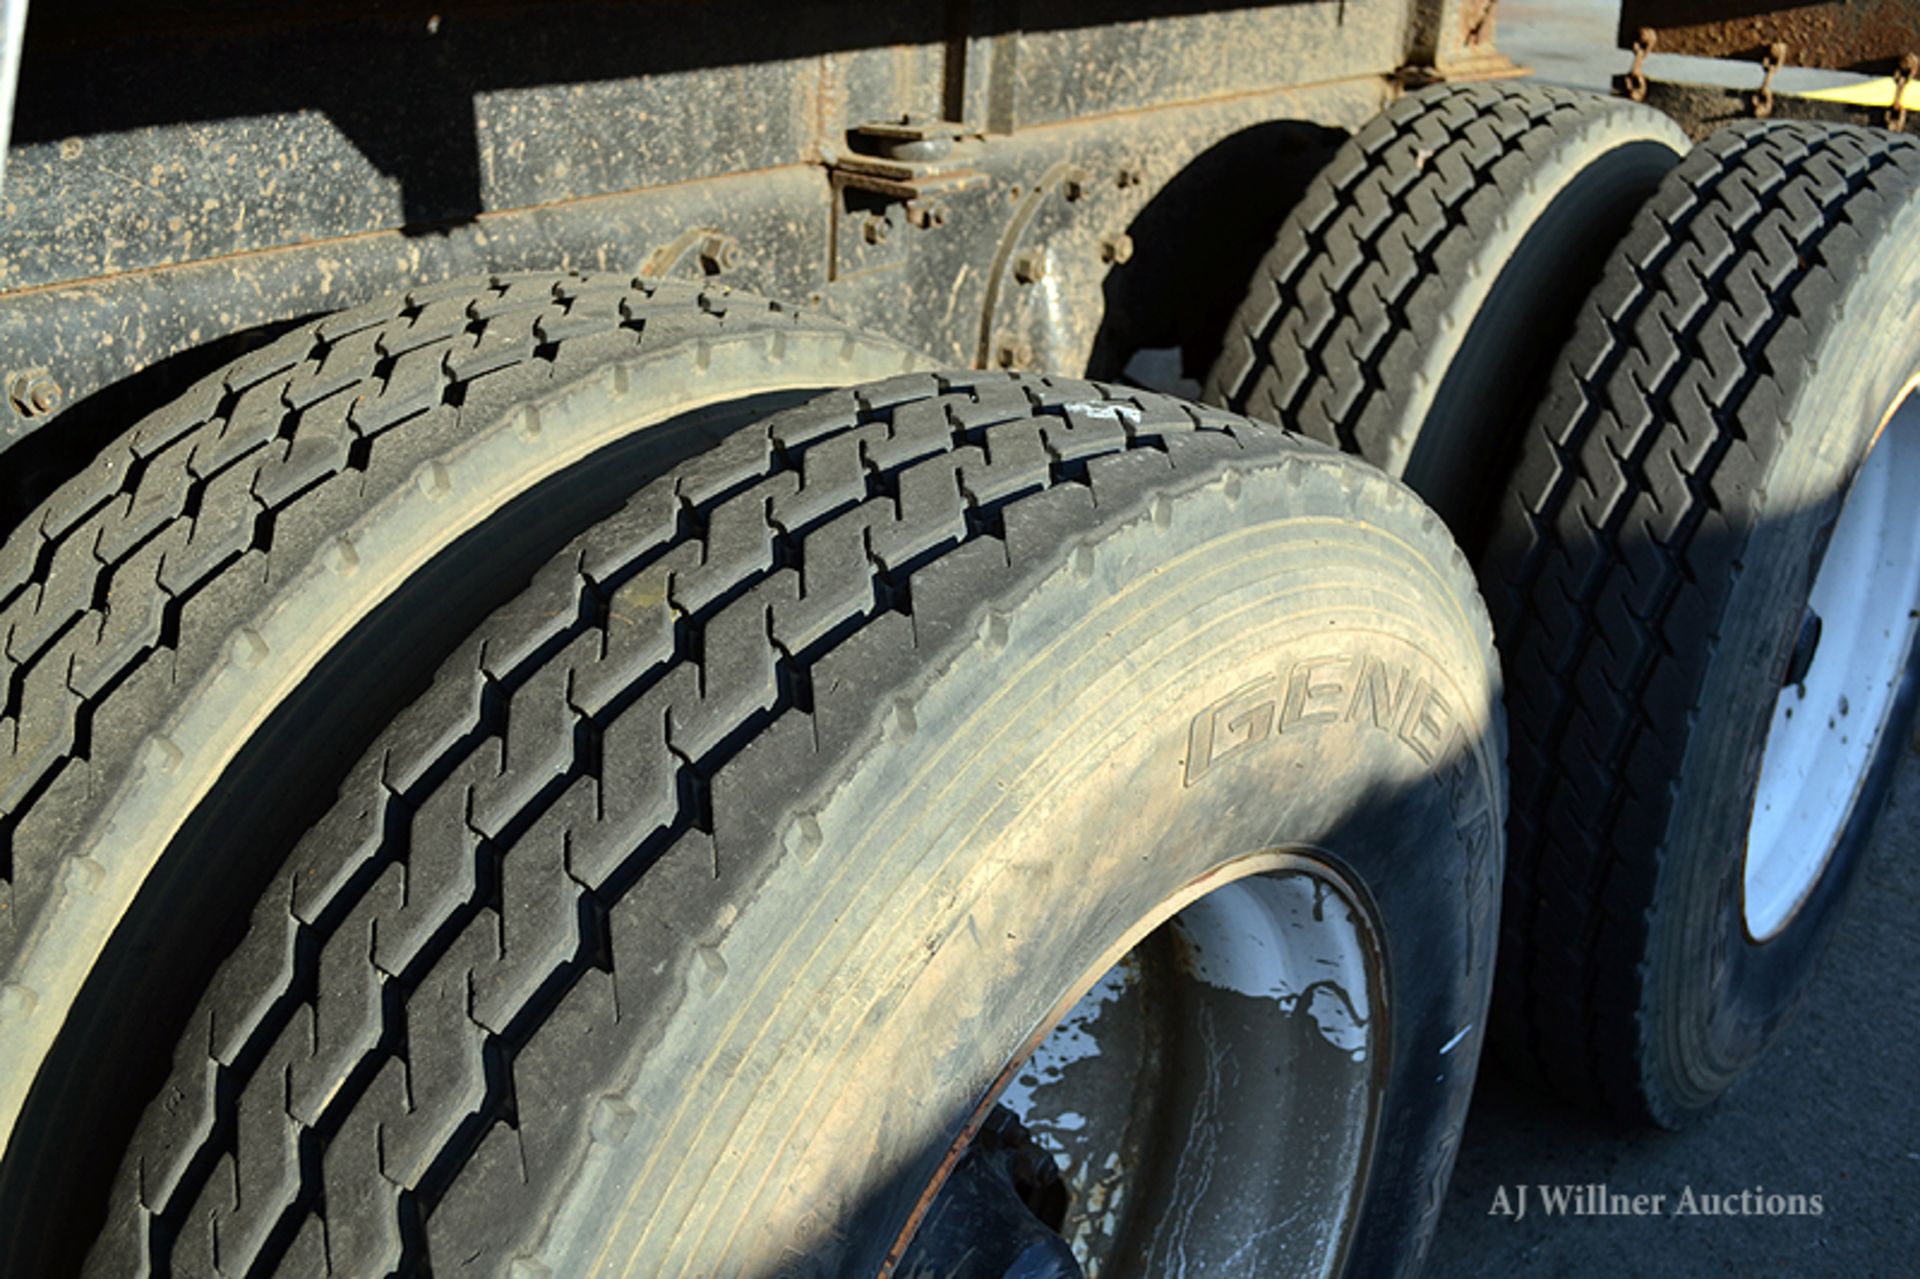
top-left (1618, 0), bottom-right (1920, 73)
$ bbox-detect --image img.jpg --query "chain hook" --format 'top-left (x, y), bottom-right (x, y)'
top-left (1891, 53), bottom-right (1917, 133)
top-left (1625, 27), bottom-right (1655, 102)
top-left (1754, 42), bottom-right (1787, 119)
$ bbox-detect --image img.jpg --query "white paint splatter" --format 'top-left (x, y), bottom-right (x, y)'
top-left (1062, 400), bottom-right (1143, 423)
top-left (1174, 874), bottom-right (1374, 1059)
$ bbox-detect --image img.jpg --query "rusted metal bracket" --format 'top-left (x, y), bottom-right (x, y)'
top-left (1400, 0), bottom-right (1527, 86)
top-left (1617, 74), bottom-right (1903, 140)
top-left (639, 227), bottom-right (742, 279)
top-left (1392, 50), bottom-right (1528, 87)
top-left (837, 118), bottom-right (989, 203)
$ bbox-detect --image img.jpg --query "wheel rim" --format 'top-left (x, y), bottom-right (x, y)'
top-left (895, 857), bottom-right (1385, 1277)
top-left (1745, 386), bottom-right (1920, 940)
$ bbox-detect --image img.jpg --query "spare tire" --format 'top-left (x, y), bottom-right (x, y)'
top-left (1205, 82), bottom-right (1686, 546)
top-left (1483, 122), bottom-right (1920, 1125)
top-left (86, 375), bottom-right (1503, 1276)
top-left (0, 274), bottom-right (925, 1220)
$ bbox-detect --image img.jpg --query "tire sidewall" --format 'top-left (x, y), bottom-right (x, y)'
top-left (527, 459), bottom-right (1503, 1277)
top-left (1406, 127), bottom-right (1683, 542)
top-left (1642, 200), bottom-right (1920, 1124)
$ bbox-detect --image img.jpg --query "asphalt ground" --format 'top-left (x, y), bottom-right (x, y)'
top-left (1425, 756), bottom-right (1920, 1277)
top-left (1423, 5), bottom-right (1920, 1275)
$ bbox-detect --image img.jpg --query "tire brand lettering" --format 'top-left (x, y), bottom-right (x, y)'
top-left (1184, 676), bottom-right (1282, 787)
top-left (1182, 649), bottom-right (1499, 974)
top-left (1183, 654), bottom-right (1463, 785)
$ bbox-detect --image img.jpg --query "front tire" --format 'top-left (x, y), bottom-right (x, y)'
top-left (91, 375), bottom-right (1504, 1276)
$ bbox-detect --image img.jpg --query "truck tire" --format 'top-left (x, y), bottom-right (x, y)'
top-left (86, 375), bottom-right (1503, 1277)
top-left (0, 274), bottom-right (926, 1179)
top-left (1484, 122), bottom-right (1920, 1126)
top-left (1204, 82), bottom-right (1686, 546)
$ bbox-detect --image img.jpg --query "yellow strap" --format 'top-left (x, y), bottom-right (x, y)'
top-left (1801, 76), bottom-right (1920, 109)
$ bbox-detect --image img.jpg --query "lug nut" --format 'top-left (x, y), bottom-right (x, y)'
top-left (1013, 253), bottom-right (1047, 284)
top-left (697, 234), bottom-right (739, 275)
top-left (8, 371), bottom-right (61, 419)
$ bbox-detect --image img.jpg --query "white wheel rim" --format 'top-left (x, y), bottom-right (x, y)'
top-left (1745, 389), bottom-right (1920, 940)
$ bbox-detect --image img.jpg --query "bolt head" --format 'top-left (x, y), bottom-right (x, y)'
top-left (697, 233), bottom-right (738, 275)
top-left (863, 215), bottom-right (890, 245)
top-left (1013, 253), bottom-right (1046, 284)
top-left (9, 372), bottom-right (61, 418)
top-left (1101, 234), bottom-right (1135, 265)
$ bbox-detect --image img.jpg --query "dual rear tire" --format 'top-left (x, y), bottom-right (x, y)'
top-left (78, 379), bottom-right (1503, 1276)
top-left (1210, 88), bottom-right (1920, 1126)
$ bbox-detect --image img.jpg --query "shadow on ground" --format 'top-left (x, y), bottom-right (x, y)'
top-left (1426, 750), bottom-right (1920, 1276)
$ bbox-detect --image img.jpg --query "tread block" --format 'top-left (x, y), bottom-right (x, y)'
top-left (317, 1060), bottom-right (409, 1278)
top-left (375, 749), bottom-right (495, 978)
top-left (383, 919), bottom-right (497, 1189)
top-left (289, 864), bottom-right (402, 1126)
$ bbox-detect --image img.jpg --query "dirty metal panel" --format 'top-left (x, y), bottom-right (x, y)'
top-left (1617, 0), bottom-right (1920, 73)
top-left (0, 0), bottom-right (1418, 454)
top-left (0, 74), bottom-right (1386, 452)
top-left (3, 1), bottom-right (1417, 299)
top-left (1008, 1), bottom-right (1404, 128)
top-left (1, 3), bottom-right (831, 292)
top-left (0, 163), bottom-right (831, 451)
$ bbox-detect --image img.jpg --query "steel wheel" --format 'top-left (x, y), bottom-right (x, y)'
top-left (1746, 386), bottom-right (1920, 939)
top-left (897, 859), bottom-right (1385, 1278)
